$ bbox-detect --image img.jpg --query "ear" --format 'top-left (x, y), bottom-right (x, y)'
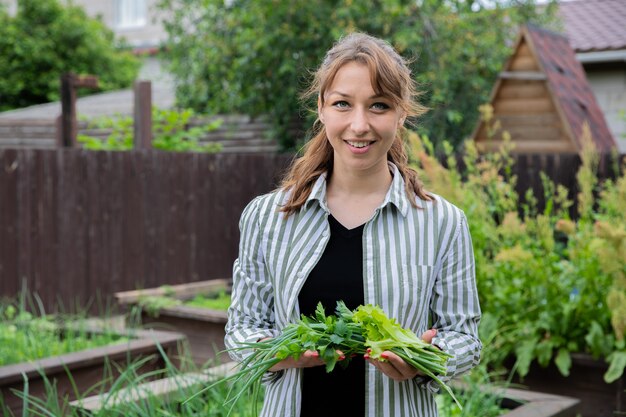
top-left (398, 115), bottom-right (406, 127)
top-left (317, 95), bottom-right (325, 124)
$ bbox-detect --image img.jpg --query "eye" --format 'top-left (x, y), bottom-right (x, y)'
top-left (371, 102), bottom-right (390, 111)
top-left (331, 100), bottom-right (350, 109)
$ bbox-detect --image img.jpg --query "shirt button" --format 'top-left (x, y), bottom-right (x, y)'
top-left (322, 230), bottom-right (329, 237)
top-left (297, 272), bottom-right (304, 278)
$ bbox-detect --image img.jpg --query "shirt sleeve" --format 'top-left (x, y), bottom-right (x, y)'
top-left (224, 196), bottom-right (280, 363)
top-left (423, 212), bottom-right (482, 393)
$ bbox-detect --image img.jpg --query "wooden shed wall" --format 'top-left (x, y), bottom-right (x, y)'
top-left (474, 38), bottom-right (576, 154)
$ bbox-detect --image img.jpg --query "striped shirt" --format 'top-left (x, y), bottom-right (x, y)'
top-left (225, 163), bottom-right (482, 417)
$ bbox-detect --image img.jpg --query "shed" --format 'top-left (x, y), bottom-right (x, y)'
top-left (472, 24), bottom-right (617, 154)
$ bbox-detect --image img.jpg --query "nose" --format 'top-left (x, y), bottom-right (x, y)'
top-left (350, 107), bottom-right (370, 136)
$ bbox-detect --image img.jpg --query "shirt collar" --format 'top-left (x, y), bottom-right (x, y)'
top-left (305, 162), bottom-right (418, 216)
top-left (307, 172), bottom-right (330, 213)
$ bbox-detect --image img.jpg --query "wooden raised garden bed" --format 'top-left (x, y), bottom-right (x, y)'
top-left (0, 327), bottom-right (185, 417)
top-left (114, 279), bottom-right (231, 367)
top-left (69, 361), bottom-right (238, 414)
top-left (511, 353), bottom-right (624, 417)
top-left (67, 368), bottom-right (580, 417)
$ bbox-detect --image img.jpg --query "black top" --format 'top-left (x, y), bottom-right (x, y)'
top-left (298, 214), bottom-right (366, 417)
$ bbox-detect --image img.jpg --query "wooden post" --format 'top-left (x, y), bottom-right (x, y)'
top-left (58, 73), bottom-right (77, 147)
top-left (57, 73), bottom-right (99, 148)
top-left (134, 80), bottom-right (153, 149)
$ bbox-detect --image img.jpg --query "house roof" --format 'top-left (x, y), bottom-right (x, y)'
top-left (558, 0), bottom-right (626, 52)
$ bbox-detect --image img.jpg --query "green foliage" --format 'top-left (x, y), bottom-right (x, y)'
top-left (78, 107), bottom-right (223, 152)
top-left (157, 0), bottom-right (557, 151)
top-left (135, 295), bottom-right (181, 318)
top-left (0, 300), bottom-right (126, 366)
top-left (135, 286), bottom-right (231, 318)
top-left (0, 0), bottom-right (140, 111)
top-left (436, 385), bottom-right (506, 417)
top-left (6, 352), bottom-right (263, 417)
top-left (408, 110), bottom-right (626, 384)
top-left (192, 301), bottom-right (458, 414)
top-left (185, 290), bottom-right (231, 311)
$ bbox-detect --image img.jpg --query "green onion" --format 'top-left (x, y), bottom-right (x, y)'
top-left (185, 301), bottom-right (461, 414)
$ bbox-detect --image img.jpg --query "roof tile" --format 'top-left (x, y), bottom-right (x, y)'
top-left (558, 0), bottom-right (626, 52)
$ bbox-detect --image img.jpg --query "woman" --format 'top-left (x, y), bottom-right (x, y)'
top-left (225, 32), bottom-right (482, 417)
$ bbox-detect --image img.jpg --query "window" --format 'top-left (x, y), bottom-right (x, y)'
top-left (115, 0), bottom-right (147, 29)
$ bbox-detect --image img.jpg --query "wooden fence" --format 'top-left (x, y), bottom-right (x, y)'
top-left (0, 149), bottom-right (622, 313)
top-left (0, 149), bottom-right (293, 313)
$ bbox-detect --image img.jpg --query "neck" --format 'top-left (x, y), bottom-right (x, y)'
top-left (327, 162), bottom-right (392, 197)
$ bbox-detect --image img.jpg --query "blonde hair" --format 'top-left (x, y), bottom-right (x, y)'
top-left (279, 32), bottom-right (432, 215)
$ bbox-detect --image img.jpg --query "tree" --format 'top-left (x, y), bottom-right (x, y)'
top-left (0, 0), bottom-right (141, 111)
top-left (158, 0), bottom-right (558, 151)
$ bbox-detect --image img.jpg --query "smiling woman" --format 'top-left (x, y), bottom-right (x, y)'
top-left (225, 32), bottom-right (482, 417)
top-left (319, 61), bottom-right (407, 227)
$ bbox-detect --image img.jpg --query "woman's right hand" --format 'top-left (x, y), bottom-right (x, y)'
top-left (268, 349), bottom-right (329, 372)
top-left (260, 338), bottom-right (344, 372)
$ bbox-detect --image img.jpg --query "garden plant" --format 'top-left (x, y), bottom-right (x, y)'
top-left (2, 339), bottom-right (510, 417)
top-left (0, 290), bottom-right (187, 417)
top-left (128, 284), bottom-right (231, 319)
top-left (408, 106), bottom-right (626, 384)
top-left (0, 295), bottom-right (126, 367)
top-left (78, 107), bottom-right (223, 153)
top-left (0, 300), bottom-right (509, 417)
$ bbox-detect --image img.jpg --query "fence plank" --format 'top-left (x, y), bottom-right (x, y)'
top-left (0, 150), bottom-right (19, 298)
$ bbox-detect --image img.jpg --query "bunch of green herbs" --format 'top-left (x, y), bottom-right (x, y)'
top-left (186, 301), bottom-right (458, 414)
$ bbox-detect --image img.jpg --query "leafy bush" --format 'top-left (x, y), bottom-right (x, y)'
top-left (408, 109), bottom-right (626, 383)
top-left (78, 107), bottom-right (223, 153)
top-left (157, 0), bottom-right (557, 151)
top-left (0, 0), bottom-right (140, 111)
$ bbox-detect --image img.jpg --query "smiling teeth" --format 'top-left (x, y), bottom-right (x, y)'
top-left (347, 141), bottom-right (371, 148)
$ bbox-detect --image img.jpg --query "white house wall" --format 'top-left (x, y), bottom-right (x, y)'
top-left (0, 0), bottom-right (168, 49)
top-left (586, 69), bottom-right (626, 153)
top-left (72, 0), bottom-right (168, 49)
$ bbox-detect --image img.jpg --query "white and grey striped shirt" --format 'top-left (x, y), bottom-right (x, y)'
top-left (225, 163), bottom-right (482, 417)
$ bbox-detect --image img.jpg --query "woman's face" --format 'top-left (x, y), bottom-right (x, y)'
top-left (319, 61), bottom-right (405, 177)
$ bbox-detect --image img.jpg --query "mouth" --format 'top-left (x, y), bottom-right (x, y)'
top-left (344, 140), bottom-right (375, 149)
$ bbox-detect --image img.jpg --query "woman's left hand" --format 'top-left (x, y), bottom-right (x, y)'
top-left (364, 328), bottom-right (438, 382)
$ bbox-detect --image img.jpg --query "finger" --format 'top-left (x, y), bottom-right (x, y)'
top-left (381, 351), bottom-right (419, 379)
top-left (302, 350), bottom-right (320, 359)
top-left (420, 328), bottom-right (437, 344)
top-left (370, 358), bottom-right (405, 381)
top-left (365, 351), bottom-right (414, 381)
